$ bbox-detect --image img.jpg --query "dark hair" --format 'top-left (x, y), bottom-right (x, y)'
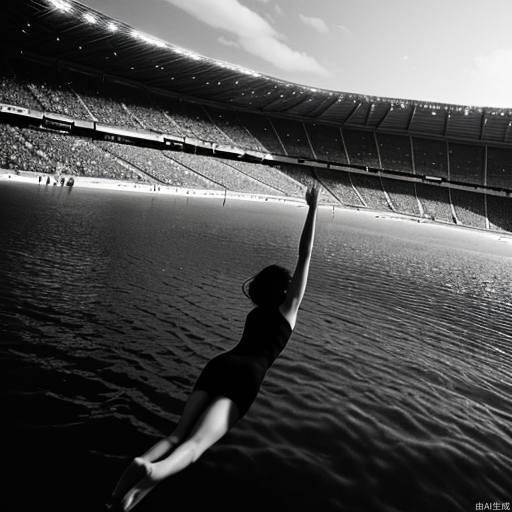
top-left (242, 265), bottom-right (291, 307)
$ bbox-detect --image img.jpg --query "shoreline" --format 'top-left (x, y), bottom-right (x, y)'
top-left (1, 169), bottom-right (511, 242)
top-left (0, 169), bottom-right (305, 206)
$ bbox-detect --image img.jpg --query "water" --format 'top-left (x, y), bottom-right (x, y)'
top-left (2, 182), bottom-right (512, 512)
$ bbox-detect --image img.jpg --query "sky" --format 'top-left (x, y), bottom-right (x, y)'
top-left (79, 0), bottom-right (512, 108)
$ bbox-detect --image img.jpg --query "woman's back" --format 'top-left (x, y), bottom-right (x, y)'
top-left (231, 306), bottom-right (292, 367)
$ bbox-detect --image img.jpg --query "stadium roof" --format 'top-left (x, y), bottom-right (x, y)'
top-left (3, 0), bottom-right (512, 143)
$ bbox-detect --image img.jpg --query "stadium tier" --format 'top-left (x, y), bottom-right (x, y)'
top-left (450, 189), bottom-right (487, 230)
top-left (377, 133), bottom-right (412, 173)
top-left (277, 164), bottom-right (338, 204)
top-left (236, 111), bottom-right (285, 154)
top-left (412, 137), bottom-right (449, 179)
top-left (380, 178), bottom-right (421, 217)
top-left (449, 143), bottom-right (485, 186)
top-left (217, 158), bottom-right (304, 197)
top-left (2, 55), bottom-right (512, 187)
top-left (343, 129), bottom-right (380, 168)
top-left (349, 173), bottom-right (392, 211)
top-left (96, 140), bottom-right (217, 188)
top-left (0, 123), bottom-right (51, 174)
top-left (304, 123), bottom-right (348, 164)
top-left (2, 120), bottom-right (512, 231)
top-left (487, 195), bottom-right (512, 232)
top-left (270, 118), bottom-right (315, 159)
top-left (1, 0), bottom-right (512, 233)
top-left (1, 124), bottom-right (140, 180)
top-left (205, 107), bottom-right (266, 151)
top-left (415, 184), bottom-right (454, 223)
top-left (167, 151), bottom-right (280, 195)
top-left (315, 169), bottom-right (364, 207)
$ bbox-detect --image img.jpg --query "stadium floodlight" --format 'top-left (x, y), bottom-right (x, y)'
top-left (83, 13), bottom-right (97, 24)
top-left (214, 60), bottom-right (259, 77)
top-left (185, 51), bottom-right (201, 61)
top-left (173, 47), bottom-right (200, 60)
top-left (131, 30), bottom-right (166, 48)
top-left (48, 0), bottom-right (72, 12)
top-left (107, 22), bottom-right (118, 32)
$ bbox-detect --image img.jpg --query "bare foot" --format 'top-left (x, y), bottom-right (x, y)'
top-left (120, 462), bottom-right (158, 512)
top-left (111, 458), bottom-right (151, 504)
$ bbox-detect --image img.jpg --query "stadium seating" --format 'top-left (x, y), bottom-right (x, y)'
top-left (205, 107), bottom-right (266, 151)
top-left (2, 117), bottom-right (512, 234)
top-left (415, 184), bottom-right (454, 223)
top-left (412, 137), bottom-right (448, 179)
top-left (10, 59), bottom-right (92, 120)
top-left (22, 127), bottom-right (140, 179)
top-left (486, 147), bottom-right (512, 189)
top-left (343, 129), bottom-right (380, 168)
top-left (1, 56), bottom-right (511, 233)
top-left (304, 123), bottom-right (347, 164)
top-left (72, 76), bottom-right (142, 128)
top-left (0, 123), bottom-right (51, 174)
top-left (450, 189), bottom-right (487, 229)
top-left (97, 141), bottom-right (219, 188)
top-left (350, 173), bottom-right (392, 211)
top-left (0, 124), bottom-right (140, 179)
top-left (0, 75), bottom-right (43, 112)
top-left (162, 100), bottom-right (234, 144)
top-left (218, 158), bottom-right (303, 196)
top-left (270, 118), bottom-right (314, 159)
top-left (380, 178), bottom-right (420, 216)
top-left (487, 195), bottom-right (512, 232)
top-left (167, 151), bottom-right (279, 194)
top-left (315, 169), bottom-right (364, 207)
top-left (449, 143), bottom-right (484, 186)
top-left (106, 85), bottom-right (174, 133)
top-left (277, 164), bottom-right (338, 204)
top-left (122, 93), bottom-right (179, 134)
top-left (377, 133), bottom-right (412, 173)
top-left (237, 112), bottom-right (285, 154)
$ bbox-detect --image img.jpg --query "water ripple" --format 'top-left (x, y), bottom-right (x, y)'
top-left (2, 183), bottom-right (512, 511)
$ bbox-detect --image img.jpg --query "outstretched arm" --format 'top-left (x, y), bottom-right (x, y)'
top-left (279, 184), bottom-right (319, 330)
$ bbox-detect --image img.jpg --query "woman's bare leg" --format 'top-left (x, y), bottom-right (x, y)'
top-left (141, 390), bottom-right (212, 461)
top-left (120, 396), bottom-right (239, 512)
top-left (110, 390), bottom-right (211, 504)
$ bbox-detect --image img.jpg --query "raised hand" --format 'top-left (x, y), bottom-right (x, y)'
top-left (305, 183), bottom-right (320, 208)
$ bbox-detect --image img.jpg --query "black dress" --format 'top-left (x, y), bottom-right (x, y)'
top-left (193, 306), bottom-right (293, 417)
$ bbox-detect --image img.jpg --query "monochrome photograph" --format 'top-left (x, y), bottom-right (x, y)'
top-left (1, 1), bottom-right (511, 511)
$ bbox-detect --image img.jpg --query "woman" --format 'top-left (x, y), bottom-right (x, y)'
top-left (110, 184), bottom-right (320, 511)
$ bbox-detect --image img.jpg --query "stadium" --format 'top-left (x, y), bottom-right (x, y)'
top-left (2, 2), bottom-right (512, 512)
top-left (2, 0), bottom-right (512, 231)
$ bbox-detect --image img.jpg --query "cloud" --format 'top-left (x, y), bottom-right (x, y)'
top-left (299, 14), bottom-right (329, 34)
top-left (465, 48), bottom-right (512, 107)
top-left (217, 36), bottom-right (239, 48)
top-left (162, 0), bottom-right (328, 75)
top-left (274, 4), bottom-right (284, 16)
top-left (336, 24), bottom-right (352, 38)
